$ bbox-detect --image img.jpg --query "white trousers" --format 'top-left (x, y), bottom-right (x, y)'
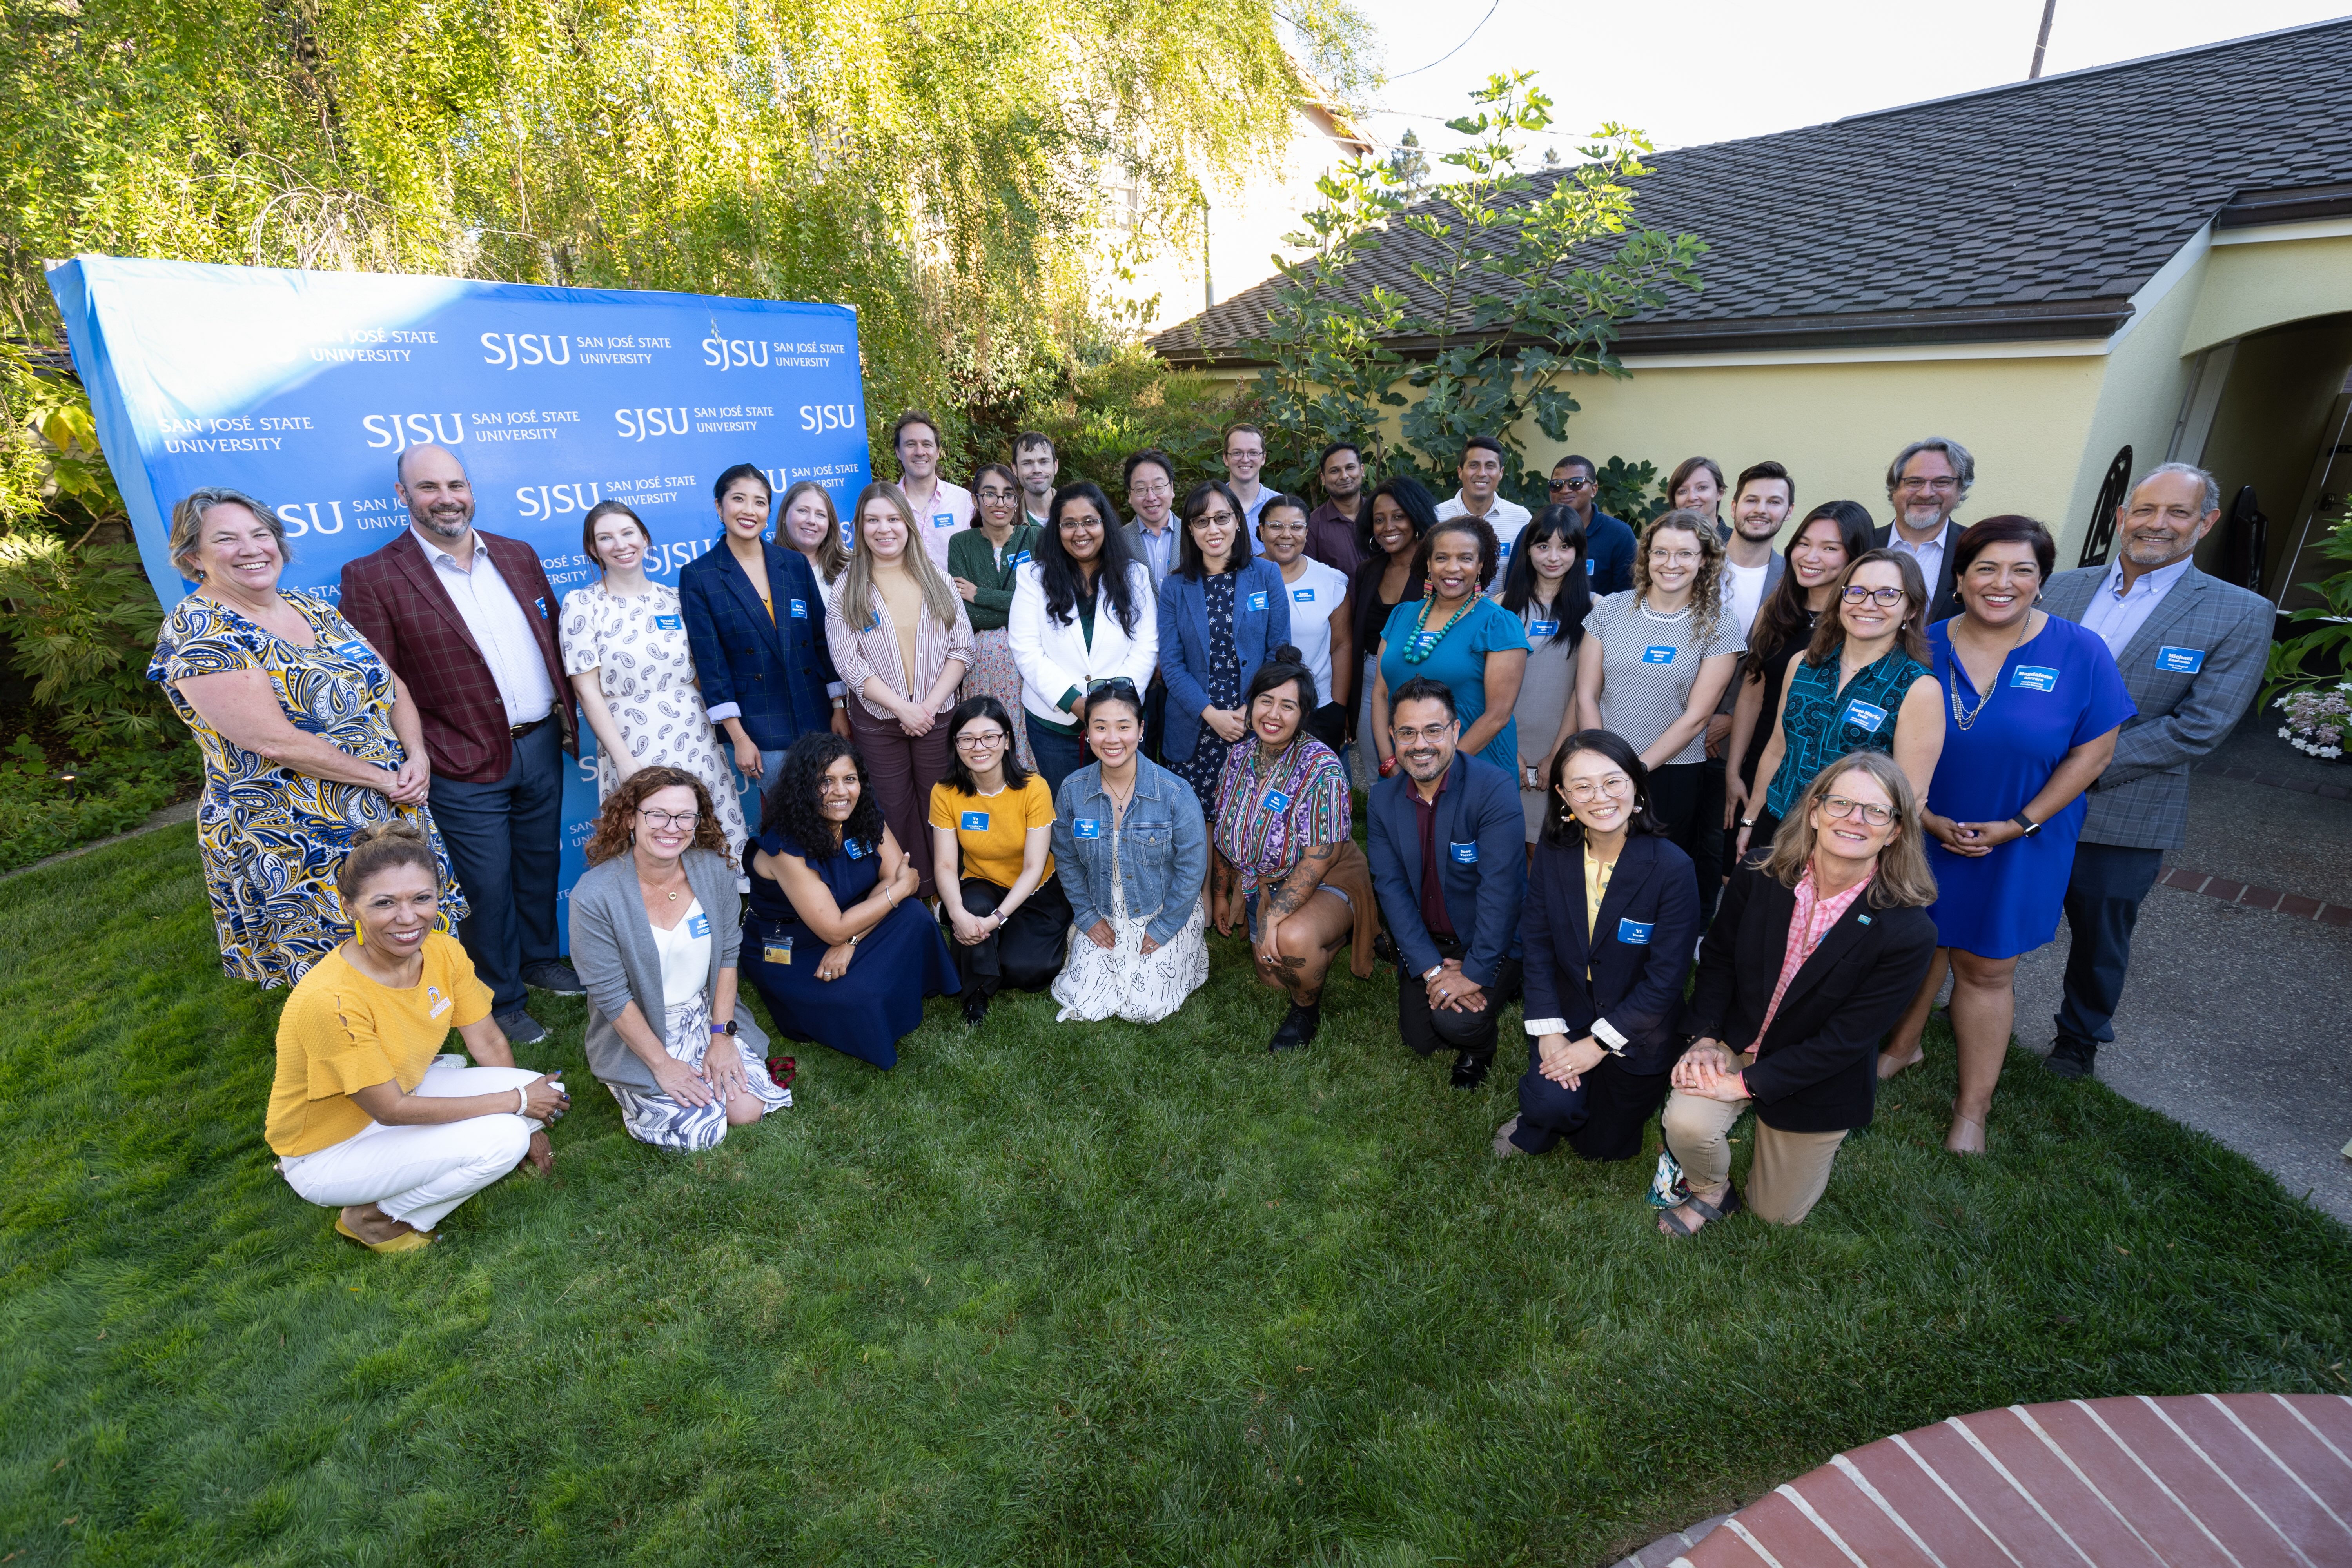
top-left (278, 1056), bottom-right (543, 1232)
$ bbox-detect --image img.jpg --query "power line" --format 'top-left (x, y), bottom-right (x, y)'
top-left (1384, 0), bottom-right (1503, 81)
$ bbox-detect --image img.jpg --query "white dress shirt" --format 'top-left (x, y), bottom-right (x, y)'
top-left (412, 527), bottom-right (557, 725)
top-left (2079, 554), bottom-right (2194, 657)
top-left (1436, 491), bottom-right (1534, 570)
top-left (1888, 528), bottom-right (1946, 599)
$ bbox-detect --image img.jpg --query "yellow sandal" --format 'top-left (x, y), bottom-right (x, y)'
top-left (335, 1214), bottom-right (435, 1253)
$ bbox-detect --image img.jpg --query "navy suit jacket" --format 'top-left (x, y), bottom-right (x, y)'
top-left (1366, 751), bottom-right (1525, 988)
top-left (1521, 832), bottom-right (1699, 1074)
top-left (1155, 557), bottom-right (1292, 764)
top-left (677, 540), bottom-right (840, 751)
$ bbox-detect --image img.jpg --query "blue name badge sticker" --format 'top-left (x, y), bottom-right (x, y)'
top-left (1617, 917), bottom-right (1654, 945)
top-left (654, 614), bottom-right (682, 631)
top-left (844, 838), bottom-right (865, 859)
top-left (1529, 619), bottom-right (1559, 638)
top-left (2010, 665), bottom-right (2060, 692)
top-left (932, 512), bottom-right (956, 530)
top-left (1450, 840), bottom-right (1479, 865)
top-left (1410, 633), bottom-right (1441, 658)
top-left (2156, 646), bottom-right (2205, 674)
top-left (1842, 699), bottom-right (1889, 734)
top-left (1263, 789), bottom-right (1293, 813)
top-left (1294, 587), bottom-right (1316, 603)
top-left (1074, 818), bottom-right (1102, 840)
top-left (1497, 540), bottom-right (1513, 559)
top-left (1011, 551), bottom-right (1032, 568)
top-left (688, 911), bottom-right (711, 938)
top-left (788, 599), bottom-right (808, 619)
top-left (1248, 591), bottom-right (1269, 612)
top-left (330, 637), bottom-right (374, 664)
top-left (960, 810), bottom-right (990, 831)
top-left (1585, 559), bottom-right (1597, 576)
top-left (1641, 644), bottom-right (1678, 664)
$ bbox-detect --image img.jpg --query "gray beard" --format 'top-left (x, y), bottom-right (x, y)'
top-left (415, 508), bottom-right (471, 538)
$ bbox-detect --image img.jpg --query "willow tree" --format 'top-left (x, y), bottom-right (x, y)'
top-left (0, 0), bottom-right (1373, 461)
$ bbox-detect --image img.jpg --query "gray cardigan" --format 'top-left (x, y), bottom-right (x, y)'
top-left (568, 847), bottom-right (768, 1090)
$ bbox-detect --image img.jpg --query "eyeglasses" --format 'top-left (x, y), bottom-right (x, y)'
top-left (1129, 479), bottom-right (1172, 499)
top-left (1897, 477), bottom-right (1960, 494)
top-left (1390, 721), bottom-right (1459, 744)
top-left (955, 730), bottom-right (1008, 750)
top-left (1819, 794), bottom-right (1894, 826)
top-left (1190, 509), bottom-right (1238, 527)
top-left (639, 809), bottom-right (701, 829)
top-left (1550, 476), bottom-right (1594, 493)
top-left (1649, 548), bottom-right (1700, 565)
top-left (1840, 585), bottom-right (1908, 607)
top-left (1564, 775), bottom-right (1632, 802)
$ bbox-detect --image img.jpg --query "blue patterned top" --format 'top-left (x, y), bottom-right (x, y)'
top-left (1761, 646), bottom-right (1935, 820)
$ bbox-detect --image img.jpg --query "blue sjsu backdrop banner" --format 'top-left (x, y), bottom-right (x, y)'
top-left (49, 255), bottom-right (870, 942)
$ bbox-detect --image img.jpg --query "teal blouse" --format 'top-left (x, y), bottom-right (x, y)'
top-left (1762, 647), bottom-right (1935, 820)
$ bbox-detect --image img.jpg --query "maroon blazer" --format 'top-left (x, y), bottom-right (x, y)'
top-left (338, 528), bottom-right (578, 783)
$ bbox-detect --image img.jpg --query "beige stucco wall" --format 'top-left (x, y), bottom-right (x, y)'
top-left (2184, 229), bottom-right (2352, 354)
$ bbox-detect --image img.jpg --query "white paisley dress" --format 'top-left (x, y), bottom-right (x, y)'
top-left (148, 590), bottom-right (469, 988)
top-left (559, 580), bottom-right (747, 857)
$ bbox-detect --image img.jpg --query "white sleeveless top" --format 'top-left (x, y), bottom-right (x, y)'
top-left (648, 898), bottom-right (712, 1009)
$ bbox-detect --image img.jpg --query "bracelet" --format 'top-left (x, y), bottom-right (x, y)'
top-left (514, 1085), bottom-right (529, 1115)
top-left (1740, 817), bottom-right (1756, 828)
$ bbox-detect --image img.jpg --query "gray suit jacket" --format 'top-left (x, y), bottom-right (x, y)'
top-left (2043, 563), bottom-right (2272, 850)
top-left (1123, 517), bottom-right (1181, 592)
top-left (568, 846), bottom-right (768, 1089)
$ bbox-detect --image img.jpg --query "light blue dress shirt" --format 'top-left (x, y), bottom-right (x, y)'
top-left (2078, 554), bottom-right (2194, 656)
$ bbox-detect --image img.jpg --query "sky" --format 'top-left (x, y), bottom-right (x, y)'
top-left (1345, 0), bottom-right (2352, 161)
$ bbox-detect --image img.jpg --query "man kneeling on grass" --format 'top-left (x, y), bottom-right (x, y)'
top-left (268, 821), bottom-right (569, 1253)
top-left (1654, 753), bottom-right (1936, 1235)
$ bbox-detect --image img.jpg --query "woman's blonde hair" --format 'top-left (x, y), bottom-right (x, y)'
top-left (779, 479), bottom-right (849, 582)
top-left (1632, 509), bottom-right (1726, 645)
top-left (841, 481), bottom-right (962, 632)
top-left (168, 487), bottom-right (285, 581)
top-left (335, 818), bottom-right (437, 907)
top-left (1760, 750), bottom-right (1937, 910)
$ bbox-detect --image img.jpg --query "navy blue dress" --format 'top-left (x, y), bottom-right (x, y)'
top-left (742, 828), bottom-right (957, 1069)
top-left (1924, 615), bottom-right (2134, 959)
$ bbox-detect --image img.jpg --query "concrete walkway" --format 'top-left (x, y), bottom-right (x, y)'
top-left (2006, 710), bottom-right (2352, 1224)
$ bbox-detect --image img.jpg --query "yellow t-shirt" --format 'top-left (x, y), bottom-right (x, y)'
top-left (265, 932), bottom-right (495, 1157)
top-left (928, 776), bottom-right (1055, 890)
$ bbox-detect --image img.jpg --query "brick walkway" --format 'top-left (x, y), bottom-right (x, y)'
top-left (1676, 1393), bottom-right (2352, 1566)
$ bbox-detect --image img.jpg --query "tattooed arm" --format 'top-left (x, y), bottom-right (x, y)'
top-left (1252, 840), bottom-right (1343, 980)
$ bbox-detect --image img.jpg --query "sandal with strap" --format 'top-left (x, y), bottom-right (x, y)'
top-left (1659, 1185), bottom-right (1743, 1237)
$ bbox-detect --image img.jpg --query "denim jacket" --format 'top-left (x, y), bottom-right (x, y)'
top-left (1050, 757), bottom-right (1207, 947)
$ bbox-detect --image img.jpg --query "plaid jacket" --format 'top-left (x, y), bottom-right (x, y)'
top-left (2043, 562), bottom-right (2271, 850)
top-left (339, 529), bottom-right (579, 784)
top-left (676, 540), bottom-right (839, 751)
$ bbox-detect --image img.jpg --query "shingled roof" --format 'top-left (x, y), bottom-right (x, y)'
top-left (1147, 17), bottom-right (2352, 366)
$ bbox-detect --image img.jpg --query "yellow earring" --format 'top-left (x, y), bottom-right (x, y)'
top-left (352, 922), bottom-right (364, 946)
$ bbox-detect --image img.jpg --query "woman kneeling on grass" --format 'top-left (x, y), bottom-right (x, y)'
top-left (570, 767), bottom-right (793, 1151)
top-left (1656, 751), bottom-right (1938, 1235)
top-left (268, 821), bottom-right (568, 1253)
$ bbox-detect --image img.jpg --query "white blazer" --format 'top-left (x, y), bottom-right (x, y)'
top-left (1007, 559), bottom-right (1160, 728)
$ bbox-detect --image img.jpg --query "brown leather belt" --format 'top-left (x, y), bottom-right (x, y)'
top-left (511, 713), bottom-right (551, 738)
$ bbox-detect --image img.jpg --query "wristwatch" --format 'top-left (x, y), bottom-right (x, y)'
top-left (2011, 813), bottom-right (2041, 837)
top-left (710, 1019), bottom-right (738, 1037)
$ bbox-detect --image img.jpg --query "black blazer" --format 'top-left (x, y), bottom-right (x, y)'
top-left (1521, 832), bottom-right (1700, 1075)
top-left (1685, 869), bottom-right (1937, 1133)
top-left (1871, 517), bottom-right (1963, 626)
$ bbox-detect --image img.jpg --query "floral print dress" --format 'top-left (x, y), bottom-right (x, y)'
top-left (559, 580), bottom-right (748, 861)
top-left (148, 591), bottom-right (469, 988)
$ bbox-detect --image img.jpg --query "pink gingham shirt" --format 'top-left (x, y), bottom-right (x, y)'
top-left (1752, 866), bottom-right (1875, 1045)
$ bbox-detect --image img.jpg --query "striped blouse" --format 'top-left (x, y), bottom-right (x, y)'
top-left (823, 577), bottom-right (976, 721)
top-left (1212, 735), bottom-right (1351, 882)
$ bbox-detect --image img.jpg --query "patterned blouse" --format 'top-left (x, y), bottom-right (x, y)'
top-left (1761, 647), bottom-right (1935, 820)
top-left (1212, 735), bottom-right (1351, 882)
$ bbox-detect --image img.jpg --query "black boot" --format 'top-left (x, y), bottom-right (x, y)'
top-left (1449, 1051), bottom-right (1492, 1090)
top-left (1268, 1002), bottom-right (1322, 1051)
top-left (962, 990), bottom-right (991, 1027)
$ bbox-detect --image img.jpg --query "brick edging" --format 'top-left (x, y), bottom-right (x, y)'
top-left (2157, 864), bottom-right (2352, 925)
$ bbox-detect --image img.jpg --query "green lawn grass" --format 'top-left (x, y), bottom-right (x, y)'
top-left (5, 827), bottom-right (2350, 1566)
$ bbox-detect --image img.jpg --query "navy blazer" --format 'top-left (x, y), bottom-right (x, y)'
top-left (1155, 557), bottom-right (1292, 764)
top-left (677, 541), bottom-right (840, 752)
top-left (1685, 868), bottom-right (1937, 1133)
top-left (1521, 832), bottom-right (1699, 1074)
top-left (1366, 751), bottom-right (1525, 988)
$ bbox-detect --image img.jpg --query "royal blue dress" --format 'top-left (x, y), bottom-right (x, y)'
top-left (742, 828), bottom-right (957, 1070)
top-left (1923, 615), bottom-right (2134, 958)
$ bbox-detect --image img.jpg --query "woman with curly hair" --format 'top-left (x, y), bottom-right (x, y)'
top-left (1573, 508), bottom-right (1744, 866)
top-left (742, 732), bottom-right (957, 1070)
top-left (569, 766), bottom-right (792, 1152)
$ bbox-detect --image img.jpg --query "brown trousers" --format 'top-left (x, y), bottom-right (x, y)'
top-left (1662, 1090), bottom-right (1849, 1226)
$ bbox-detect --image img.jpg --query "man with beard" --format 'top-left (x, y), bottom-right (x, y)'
top-left (2040, 462), bottom-right (2269, 1080)
top-left (1014, 431), bottom-right (1060, 530)
top-left (1874, 436), bottom-right (1973, 624)
top-left (1366, 678), bottom-right (1526, 1089)
top-left (339, 443), bottom-right (580, 1044)
top-left (1704, 461), bottom-right (1793, 891)
top-left (1303, 440), bottom-right (1367, 575)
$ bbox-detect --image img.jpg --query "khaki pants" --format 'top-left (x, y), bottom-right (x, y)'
top-left (1662, 1091), bottom-right (1848, 1226)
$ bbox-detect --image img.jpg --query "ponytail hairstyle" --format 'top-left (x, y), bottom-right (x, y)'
top-left (1244, 643), bottom-right (1320, 740)
top-left (335, 818), bottom-right (438, 909)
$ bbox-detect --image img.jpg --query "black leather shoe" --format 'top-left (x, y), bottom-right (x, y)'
top-left (2044, 1038), bottom-right (2096, 1079)
top-left (962, 991), bottom-right (991, 1027)
top-left (494, 1007), bottom-right (548, 1045)
top-left (522, 962), bottom-right (585, 995)
top-left (1268, 1003), bottom-right (1321, 1051)
top-left (1372, 932), bottom-right (1398, 967)
top-left (1449, 1052), bottom-right (1492, 1090)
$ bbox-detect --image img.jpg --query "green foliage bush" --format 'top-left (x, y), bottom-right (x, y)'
top-left (0, 733), bottom-right (198, 873)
